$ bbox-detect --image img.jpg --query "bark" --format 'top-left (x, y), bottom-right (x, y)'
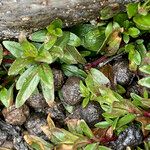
top-left (0, 0), bottom-right (141, 39)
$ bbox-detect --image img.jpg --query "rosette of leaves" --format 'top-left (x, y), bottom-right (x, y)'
top-left (2, 19), bottom-right (86, 108)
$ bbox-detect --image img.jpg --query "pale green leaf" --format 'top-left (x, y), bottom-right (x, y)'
top-left (40, 81), bottom-right (54, 106)
top-left (8, 58), bottom-right (33, 75)
top-left (15, 69), bottom-right (40, 108)
top-left (38, 64), bottom-right (54, 90)
top-left (2, 41), bottom-right (23, 58)
top-left (138, 77), bottom-right (150, 88)
top-left (16, 66), bottom-right (37, 90)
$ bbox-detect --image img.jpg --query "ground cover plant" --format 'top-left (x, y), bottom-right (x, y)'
top-left (0, 0), bottom-right (150, 149)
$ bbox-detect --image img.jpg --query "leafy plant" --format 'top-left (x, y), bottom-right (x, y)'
top-left (2, 19), bottom-right (86, 108)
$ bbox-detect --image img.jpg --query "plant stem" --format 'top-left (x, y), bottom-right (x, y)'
top-left (85, 56), bottom-right (107, 70)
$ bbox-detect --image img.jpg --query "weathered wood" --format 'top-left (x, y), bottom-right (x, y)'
top-left (0, 0), bottom-right (140, 39)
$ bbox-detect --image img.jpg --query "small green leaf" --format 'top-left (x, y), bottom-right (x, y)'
top-left (116, 84), bottom-right (126, 94)
top-left (15, 68), bottom-right (40, 108)
top-left (80, 120), bottom-right (94, 138)
top-left (41, 81), bottom-right (54, 106)
top-left (90, 68), bottom-right (110, 85)
top-left (138, 77), bottom-right (150, 88)
top-left (62, 65), bottom-right (87, 79)
top-left (139, 65), bottom-right (150, 74)
top-left (82, 97), bottom-right (90, 108)
top-left (84, 143), bottom-right (99, 150)
top-left (35, 47), bottom-right (53, 64)
top-left (2, 41), bottom-right (23, 58)
top-left (50, 46), bottom-right (64, 59)
top-left (16, 66), bottom-right (37, 90)
top-left (95, 121), bottom-right (111, 128)
top-left (129, 49), bottom-right (141, 66)
top-left (6, 84), bottom-right (14, 107)
top-left (112, 117), bottom-right (119, 130)
top-left (84, 28), bottom-right (105, 51)
top-left (38, 64), bottom-right (54, 90)
top-left (29, 29), bottom-right (47, 42)
top-left (145, 124), bottom-right (150, 130)
top-left (113, 13), bottom-right (128, 27)
top-left (128, 27), bottom-right (140, 38)
top-left (19, 33), bottom-right (38, 57)
top-left (123, 34), bottom-right (130, 44)
top-left (68, 33), bottom-right (81, 47)
top-left (8, 58), bottom-right (34, 75)
top-left (66, 45), bottom-right (86, 64)
top-left (44, 35), bottom-right (57, 50)
top-left (46, 19), bottom-right (63, 37)
top-left (105, 22), bottom-right (113, 37)
top-left (133, 14), bottom-right (150, 30)
top-left (0, 88), bottom-right (8, 107)
top-left (117, 114), bottom-right (136, 128)
top-left (126, 3), bottom-right (138, 18)
top-left (80, 81), bottom-right (90, 97)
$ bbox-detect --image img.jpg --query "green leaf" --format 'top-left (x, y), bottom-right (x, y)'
top-left (66, 45), bottom-right (86, 64)
top-left (129, 49), bottom-right (141, 66)
top-left (128, 27), bottom-right (140, 38)
top-left (2, 41), bottom-right (23, 58)
top-left (139, 65), bottom-right (150, 74)
top-left (95, 121), bottom-right (111, 128)
top-left (16, 66), bottom-right (37, 90)
top-left (116, 84), bottom-right (126, 94)
top-left (84, 28), bottom-right (105, 51)
top-left (117, 114), bottom-right (136, 128)
top-left (90, 68), bottom-right (110, 85)
top-left (0, 44), bottom-right (3, 65)
top-left (46, 19), bottom-right (63, 37)
top-left (113, 13), bottom-right (128, 27)
top-left (38, 64), bottom-right (54, 90)
top-left (6, 84), bottom-right (14, 107)
top-left (0, 88), bottom-right (8, 107)
top-left (15, 68), bottom-right (40, 107)
top-left (145, 124), bottom-right (150, 130)
top-left (19, 33), bottom-right (38, 57)
top-left (84, 143), bottom-right (99, 150)
top-left (105, 22), bottom-right (113, 37)
top-left (112, 117), bottom-right (119, 130)
top-left (35, 47), bottom-right (53, 64)
top-left (62, 64), bottom-right (87, 79)
top-left (8, 58), bottom-right (34, 75)
top-left (123, 34), bottom-right (130, 44)
top-left (80, 120), bottom-right (94, 138)
top-left (133, 14), bottom-right (150, 30)
top-left (44, 35), bottom-right (57, 50)
top-left (68, 33), bottom-right (81, 47)
top-left (82, 97), bottom-right (90, 108)
top-left (126, 3), bottom-right (138, 18)
top-left (29, 29), bottom-right (47, 42)
top-left (138, 77), bottom-right (150, 88)
top-left (55, 32), bottom-right (70, 48)
top-left (50, 46), bottom-right (64, 59)
top-left (0, 85), bottom-right (14, 108)
top-left (40, 81), bottom-right (54, 106)
top-left (80, 81), bottom-right (90, 97)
